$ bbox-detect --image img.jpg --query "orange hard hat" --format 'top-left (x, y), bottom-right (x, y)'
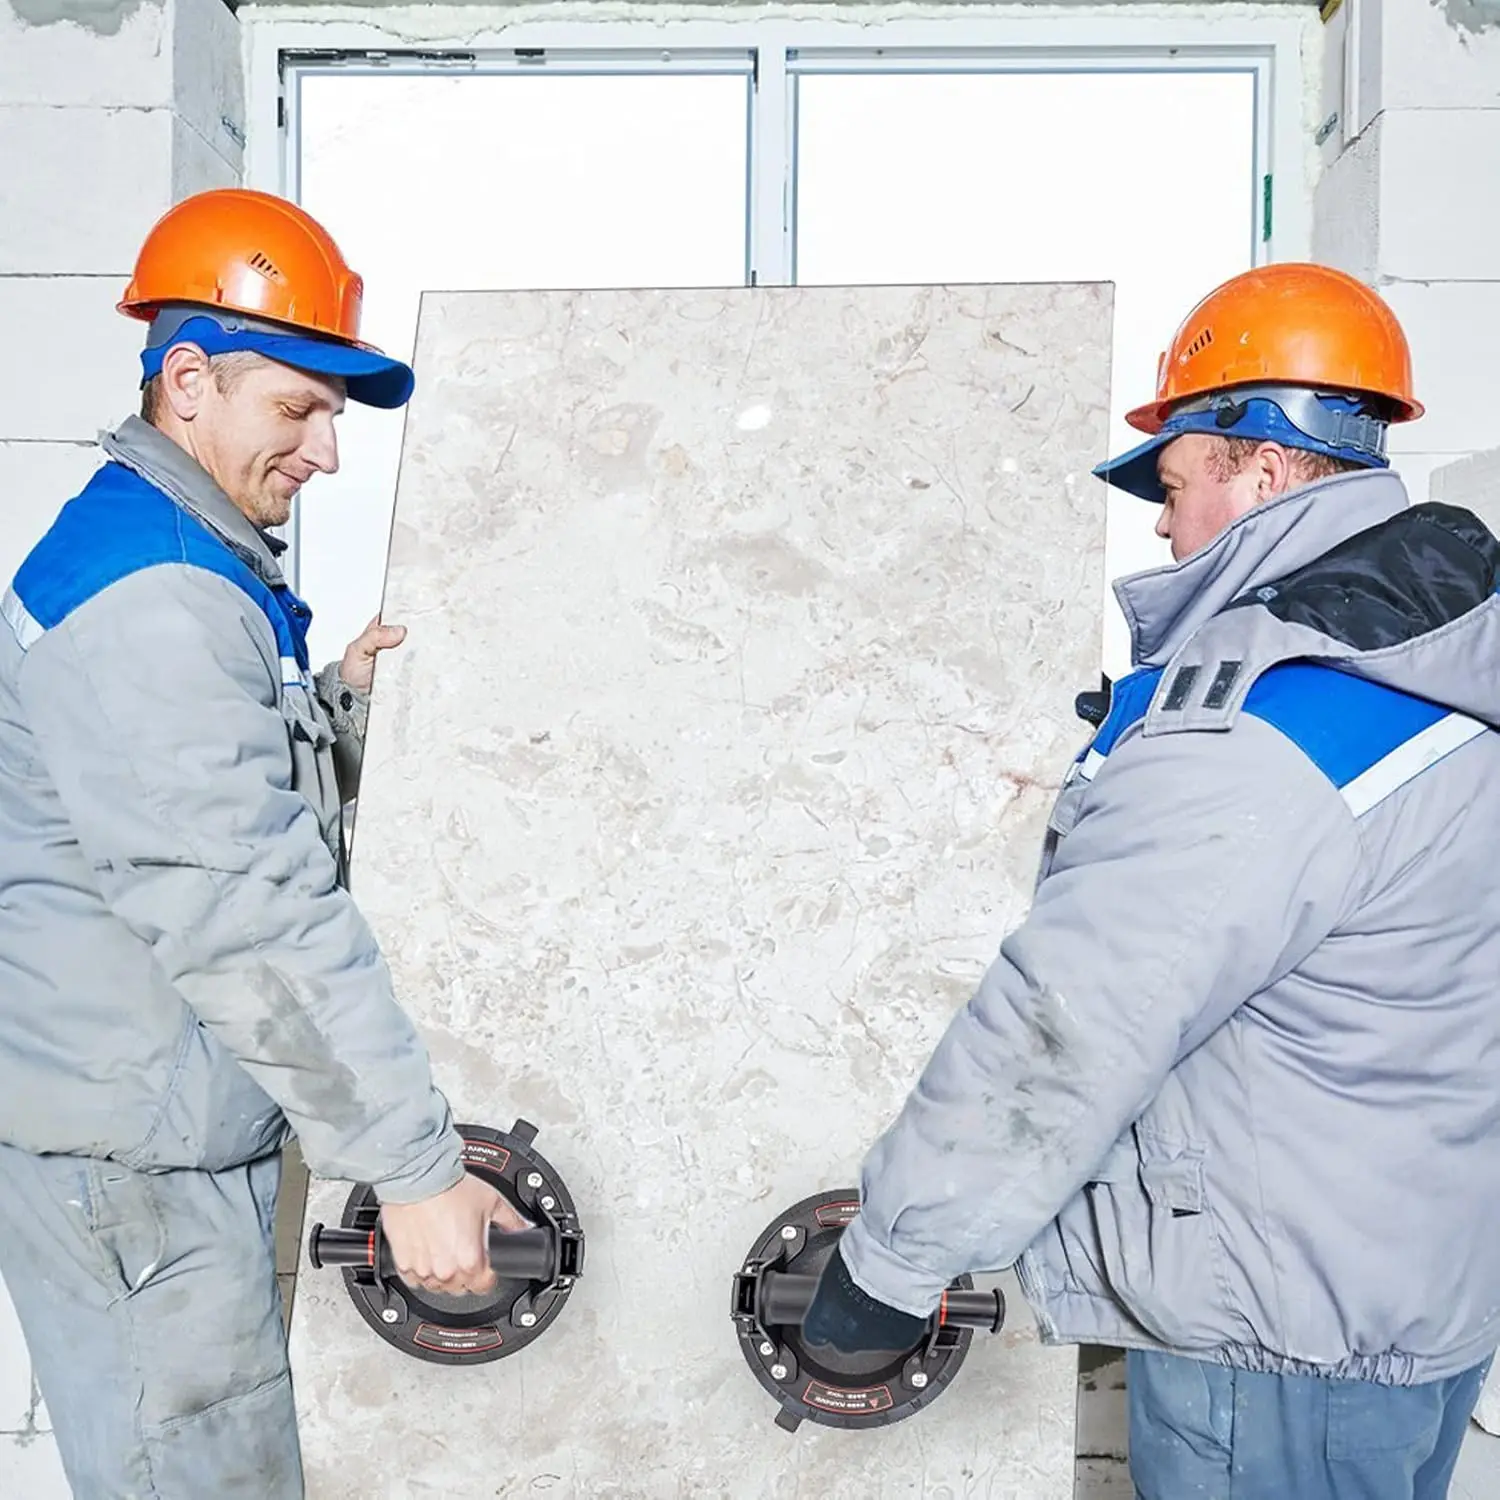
top-left (119, 187), bottom-right (368, 346)
top-left (121, 188), bottom-right (414, 408)
top-left (1127, 262), bottom-right (1422, 434)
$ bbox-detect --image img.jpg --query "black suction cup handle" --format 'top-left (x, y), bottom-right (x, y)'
top-left (759, 1270), bottom-right (1005, 1333)
top-left (308, 1222), bottom-right (557, 1282)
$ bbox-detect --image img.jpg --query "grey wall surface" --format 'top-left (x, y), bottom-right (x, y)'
top-left (0, 0), bottom-right (244, 583)
top-left (288, 281), bottom-right (1112, 1497)
top-left (1314, 0), bottom-right (1500, 504)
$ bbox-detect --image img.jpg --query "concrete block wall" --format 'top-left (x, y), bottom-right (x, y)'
top-left (1314, 0), bottom-right (1500, 501)
top-left (0, 0), bottom-right (245, 586)
top-left (1434, 443), bottom-right (1500, 534)
top-left (0, 0), bottom-right (243, 1485)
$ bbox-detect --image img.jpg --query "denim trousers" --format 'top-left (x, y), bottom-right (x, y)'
top-left (1129, 1347), bottom-right (1492, 1500)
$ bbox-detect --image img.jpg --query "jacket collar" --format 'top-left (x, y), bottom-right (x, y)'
top-left (1114, 469), bottom-right (1410, 669)
top-left (100, 416), bottom-right (288, 587)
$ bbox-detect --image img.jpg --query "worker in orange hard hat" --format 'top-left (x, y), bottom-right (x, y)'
top-left (805, 263), bottom-right (1500, 1500)
top-left (0, 189), bottom-right (516, 1498)
top-left (120, 185), bottom-right (416, 408)
top-left (1094, 261), bottom-right (1422, 554)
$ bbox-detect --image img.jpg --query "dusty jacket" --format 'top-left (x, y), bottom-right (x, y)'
top-left (0, 418), bottom-right (463, 1202)
top-left (841, 469), bottom-right (1500, 1384)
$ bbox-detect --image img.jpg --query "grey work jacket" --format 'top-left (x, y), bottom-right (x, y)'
top-left (0, 417), bottom-right (464, 1203)
top-left (841, 471), bottom-right (1500, 1385)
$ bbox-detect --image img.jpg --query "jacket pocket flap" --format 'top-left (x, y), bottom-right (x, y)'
top-left (1138, 1141), bottom-right (1206, 1216)
top-left (281, 684), bottom-right (335, 749)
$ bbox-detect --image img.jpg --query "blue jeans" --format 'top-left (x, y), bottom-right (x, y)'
top-left (1129, 1348), bottom-right (1492, 1500)
top-left (0, 1143), bottom-right (302, 1499)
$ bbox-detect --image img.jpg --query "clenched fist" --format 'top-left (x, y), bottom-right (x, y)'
top-left (380, 1171), bottom-right (531, 1297)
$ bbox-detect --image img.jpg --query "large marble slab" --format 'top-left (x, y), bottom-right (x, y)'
top-left (290, 282), bottom-right (1112, 1498)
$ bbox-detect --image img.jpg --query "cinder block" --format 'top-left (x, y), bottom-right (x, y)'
top-left (172, 113), bottom-right (242, 204)
top-left (1379, 109), bottom-right (1500, 282)
top-left (1379, 280), bottom-right (1500, 455)
top-left (171, 0), bottom-right (244, 177)
top-left (0, 0), bottom-right (171, 110)
top-left (0, 276), bottom-right (144, 443)
top-left (1432, 444), bottom-right (1500, 532)
top-left (1312, 114), bottom-right (1380, 283)
top-left (1381, 0), bottom-right (1500, 113)
top-left (1075, 1347), bottom-right (1129, 1464)
top-left (0, 440), bottom-right (105, 586)
top-left (0, 0), bottom-right (241, 169)
top-left (1387, 450), bottom-right (1471, 508)
top-left (0, 105), bottom-right (177, 275)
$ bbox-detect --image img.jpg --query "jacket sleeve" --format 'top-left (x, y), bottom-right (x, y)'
top-left (838, 715), bottom-right (1367, 1315)
top-left (313, 658), bottom-right (368, 803)
top-left (17, 564), bottom-right (464, 1203)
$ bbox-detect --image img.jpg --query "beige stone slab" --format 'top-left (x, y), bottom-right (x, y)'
top-left (290, 282), bottom-right (1111, 1499)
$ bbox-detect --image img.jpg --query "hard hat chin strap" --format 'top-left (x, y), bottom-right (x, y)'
top-left (1174, 383), bottom-right (1390, 462)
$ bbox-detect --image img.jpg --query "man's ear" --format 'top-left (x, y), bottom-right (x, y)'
top-left (157, 343), bottom-right (213, 422)
top-left (1255, 441), bottom-right (1294, 502)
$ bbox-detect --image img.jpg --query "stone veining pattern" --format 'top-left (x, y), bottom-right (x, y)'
top-left (290, 283), bottom-right (1112, 1497)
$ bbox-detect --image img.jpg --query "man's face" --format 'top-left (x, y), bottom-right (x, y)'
top-left (190, 358), bottom-right (346, 530)
top-left (1154, 433), bottom-right (1277, 563)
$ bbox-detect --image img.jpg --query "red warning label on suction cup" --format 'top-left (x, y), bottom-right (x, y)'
top-left (413, 1323), bottom-right (504, 1354)
top-left (462, 1140), bottom-right (511, 1174)
top-left (813, 1201), bottom-right (860, 1228)
top-left (802, 1380), bottom-right (894, 1415)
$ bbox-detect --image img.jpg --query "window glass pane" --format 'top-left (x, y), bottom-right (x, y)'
top-left (795, 70), bottom-right (1257, 676)
top-left (295, 71), bottom-right (750, 661)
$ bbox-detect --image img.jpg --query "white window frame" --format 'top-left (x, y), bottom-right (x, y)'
top-left (279, 49), bottom-right (760, 286)
top-left (242, 7), bottom-right (1311, 587)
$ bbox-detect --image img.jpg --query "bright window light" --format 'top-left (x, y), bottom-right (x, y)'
top-left (794, 70), bottom-right (1258, 676)
top-left (294, 71), bottom-right (750, 662)
top-left (292, 63), bottom-right (1257, 679)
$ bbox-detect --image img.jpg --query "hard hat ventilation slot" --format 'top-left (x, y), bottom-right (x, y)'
top-left (1183, 327), bottom-right (1214, 359)
top-left (248, 251), bottom-right (284, 282)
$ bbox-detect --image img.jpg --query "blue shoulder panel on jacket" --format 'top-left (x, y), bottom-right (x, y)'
top-left (8, 462), bottom-right (309, 675)
top-left (1077, 660), bottom-right (1481, 820)
top-left (1081, 667), bottom-right (1164, 763)
top-left (1242, 662), bottom-right (1449, 790)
